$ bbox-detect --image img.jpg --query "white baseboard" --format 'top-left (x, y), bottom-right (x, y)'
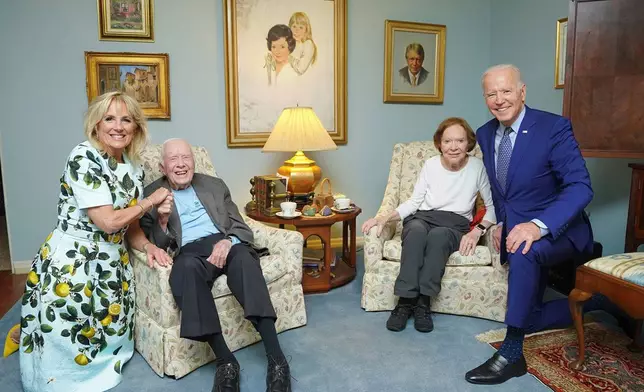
top-left (304, 236), bottom-right (364, 250)
top-left (12, 260), bottom-right (31, 274)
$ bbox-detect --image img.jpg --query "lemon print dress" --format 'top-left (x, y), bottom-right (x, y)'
top-left (20, 141), bottom-right (143, 392)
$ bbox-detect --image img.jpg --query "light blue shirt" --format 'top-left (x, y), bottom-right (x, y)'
top-left (173, 186), bottom-right (240, 246)
top-left (493, 106), bottom-right (549, 237)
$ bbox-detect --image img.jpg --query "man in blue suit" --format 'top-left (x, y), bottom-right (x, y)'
top-left (465, 64), bottom-right (594, 385)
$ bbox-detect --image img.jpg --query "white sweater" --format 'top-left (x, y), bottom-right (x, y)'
top-left (395, 156), bottom-right (496, 223)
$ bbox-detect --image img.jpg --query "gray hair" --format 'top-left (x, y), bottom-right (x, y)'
top-left (481, 64), bottom-right (524, 88)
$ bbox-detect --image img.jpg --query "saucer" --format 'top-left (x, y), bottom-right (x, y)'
top-left (331, 206), bottom-right (355, 214)
top-left (276, 211), bottom-right (302, 219)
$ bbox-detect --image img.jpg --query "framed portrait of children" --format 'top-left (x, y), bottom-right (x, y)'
top-left (383, 20), bottom-right (446, 104)
top-left (97, 0), bottom-right (154, 42)
top-left (223, 0), bottom-right (347, 147)
top-left (84, 52), bottom-right (171, 119)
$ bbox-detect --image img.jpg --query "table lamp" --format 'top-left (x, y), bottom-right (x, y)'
top-left (262, 107), bottom-right (337, 204)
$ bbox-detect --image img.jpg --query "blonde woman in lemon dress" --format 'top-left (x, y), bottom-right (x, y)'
top-left (20, 91), bottom-right (173, 392)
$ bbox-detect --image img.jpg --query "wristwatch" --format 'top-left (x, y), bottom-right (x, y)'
top-left (475, 223), bottom-right (488, 235)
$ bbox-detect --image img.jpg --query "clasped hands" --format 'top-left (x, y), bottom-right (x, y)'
top-left (141, 188), bottom-right (174, 269)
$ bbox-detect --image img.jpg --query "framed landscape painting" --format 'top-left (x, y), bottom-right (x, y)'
top-left (97, 0), bottom-right (154, 42)
top-left (383, 20), bottom-right (446, 104)
top-left (223, 0), bottom-right (347, 147)
top-left (85, 52), bottom-right (170, 119)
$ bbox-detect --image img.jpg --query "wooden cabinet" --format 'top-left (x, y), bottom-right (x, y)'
top-left (563, 0), bottom-right (644, 158)
top-left (625, 164), bottom-right (644, 252)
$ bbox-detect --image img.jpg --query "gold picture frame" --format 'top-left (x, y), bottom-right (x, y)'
top-left (97, 0), bottom-right (154, 42)
top-left (383, 20), bottom-right (446, 104)
top-left (85, 52), bottom-right (171, 119)
top-left (223, 0), bottom-right (347, 148)
top-left (554, 17), bottom-right (568, 89)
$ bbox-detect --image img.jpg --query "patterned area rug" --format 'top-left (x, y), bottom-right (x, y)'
top-left (476, 323), bottom-right (644, 392)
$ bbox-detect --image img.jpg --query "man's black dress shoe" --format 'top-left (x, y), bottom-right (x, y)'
top-left (266, 355), bottom-right (291, 392)
top-left (213, 361), bottom-right (240, 392)
top-left (465, 352), bottom-right (527, 385)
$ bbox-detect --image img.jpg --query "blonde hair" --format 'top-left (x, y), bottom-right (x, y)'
top-left (289, 12), bottom-right (317, 65)
top-left (84, 91), bottom-right (148, 163)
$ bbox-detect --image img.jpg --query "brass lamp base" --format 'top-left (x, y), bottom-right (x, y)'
top-left (277, 151), bottom-right (322, 196)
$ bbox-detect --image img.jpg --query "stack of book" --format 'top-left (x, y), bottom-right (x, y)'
top-left (303, 248), bottom-right (337, 269)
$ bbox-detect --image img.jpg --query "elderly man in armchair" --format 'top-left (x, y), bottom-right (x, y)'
top-left (140, 138), bottom-right (291, 392)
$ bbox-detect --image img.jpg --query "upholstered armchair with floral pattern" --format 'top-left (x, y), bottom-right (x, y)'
top-left (130, 144), bottom-right (307, 379)
top-left (361, 141), bottom-right (508, 322)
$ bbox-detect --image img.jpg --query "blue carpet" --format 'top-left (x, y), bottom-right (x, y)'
top-left (0, 251), bottom-right (550, 391)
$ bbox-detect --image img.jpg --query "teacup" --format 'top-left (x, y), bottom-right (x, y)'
top-left (280, 202), bottom-right (297, 216)
top-left (334, 198), bottom-right (351, 210)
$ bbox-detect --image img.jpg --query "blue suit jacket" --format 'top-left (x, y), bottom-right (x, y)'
top-left (476, 106), bottom-right (594, 263)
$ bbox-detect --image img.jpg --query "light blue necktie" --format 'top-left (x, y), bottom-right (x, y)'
top-left (496, 126), bottom-right (513, 193)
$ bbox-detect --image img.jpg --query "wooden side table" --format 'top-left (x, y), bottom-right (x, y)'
top-left (246, 206), bottom-right (361, 294)
top-left (625, 164), bottom-right (644, 252)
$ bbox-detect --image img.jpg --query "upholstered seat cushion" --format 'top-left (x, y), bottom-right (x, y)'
top-left (212, 254), bottom-right (286, 299)
top-left (382, 237), bottom-right (492, 266)
top-left (585, 252), bottom-right (644, 287)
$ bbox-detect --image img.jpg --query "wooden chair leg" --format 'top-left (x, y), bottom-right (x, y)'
top-left (627, 320), bottom-right (643, 353)
top-left (569, 288), bottom-right (592, 370)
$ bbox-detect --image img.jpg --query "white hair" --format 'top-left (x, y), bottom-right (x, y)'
top-left (161, 138), bottom-right (191, 158)
top-left (481, 64), bottom-right (524, 88)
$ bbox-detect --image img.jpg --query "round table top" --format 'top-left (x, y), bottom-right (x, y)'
top-left (245, 205), bottom-right (361, 227)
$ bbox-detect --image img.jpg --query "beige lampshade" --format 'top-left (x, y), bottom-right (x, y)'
top-left (262, 107), bottom-right (337, 152)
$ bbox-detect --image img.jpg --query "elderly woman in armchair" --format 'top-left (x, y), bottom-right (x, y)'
top-left (361, 117), bottom-right (496, 333)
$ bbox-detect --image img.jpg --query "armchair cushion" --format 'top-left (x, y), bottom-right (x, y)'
top-left (212, 254), bottom-right (285, 299)
top-left (585, 252), bottom-right (644, 287)
top-left (382, 238), bottom-right (492, 266)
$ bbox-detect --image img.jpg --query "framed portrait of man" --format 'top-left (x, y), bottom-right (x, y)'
top-left (383, 20), bottom-right (446, 104)
top-left (223, 0), bottom-right (347, 147)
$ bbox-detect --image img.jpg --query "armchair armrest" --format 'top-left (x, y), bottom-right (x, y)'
top-left (244, 217), bottom-right (305, 283)
top-left (479, 226), bottom-right (506, 271)
top-left (130, 249), bottom-right (180, 329)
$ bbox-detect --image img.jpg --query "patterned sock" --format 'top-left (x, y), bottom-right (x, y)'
top-left (497, 326), bottom-right (525, 364)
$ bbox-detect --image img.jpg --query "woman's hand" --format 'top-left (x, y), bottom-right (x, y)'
top-left (147, 187), bottom-right (171, 206)
top-left (361, 216), bottom-right (388, 237)
top-left (459, 229), bottom-right (482, 256)
top-left (145, 243), bottom-right (173, 268)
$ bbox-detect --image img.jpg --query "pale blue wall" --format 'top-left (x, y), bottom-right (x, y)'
top-left (0, 0), bottom-right (491, 263)
top-left (491, 0), bottom-right (644, 254)
top-left (0, 0), bottom-right (636, 264)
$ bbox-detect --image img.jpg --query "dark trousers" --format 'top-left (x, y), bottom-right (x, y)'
top-left (505, 234), bottom-right (585, 332)
top-left (394, 210), bottom-right (470, 298)
top-left (169, 233), bottom-right (277, 341)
